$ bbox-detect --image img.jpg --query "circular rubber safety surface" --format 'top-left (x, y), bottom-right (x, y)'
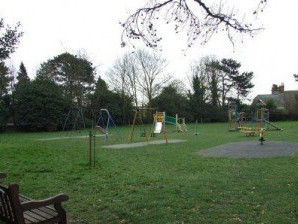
top-left (199, 141), bottom-right (298, 158)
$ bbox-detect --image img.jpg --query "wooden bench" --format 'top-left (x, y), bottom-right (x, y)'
top-left (0, 172), bottom-right (69, 224)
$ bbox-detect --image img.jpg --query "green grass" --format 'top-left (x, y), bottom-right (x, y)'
top-left (1, 122), bottom-right (298, 223)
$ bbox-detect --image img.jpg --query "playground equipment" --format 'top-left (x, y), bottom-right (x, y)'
top-left (128, 107), bottom-right (154, 142)
top-left (228, 101), bottom-right (240, 131)
top-left (238, 108), bottom-right (282, 136)
top-left (259, 128), bottom-right (266, 145)
top-left (96, 109), bottom-right (123, 141)
top-left (253, 98), bottom-right (283, 131)
top-left (62, 105), bottom-right (86, 134)
top-left (256, 108), bottom-right (269, 130)
top-left (255, 107), bottom-right (283, 131)
top-left (240, 127), bottom-right (256, 137)
top-left (153, 112), bottom-right (164, 134)
top-left (228, 101), bottom-right (255, 131)
top-left (164, 114), bottom-right (188, 132)
top-left (152, 111), bottom-right (168, 142)
top-left (228, 98), bottom-right (283, 132)
top-left (128, 108), bottom-right (168, 143)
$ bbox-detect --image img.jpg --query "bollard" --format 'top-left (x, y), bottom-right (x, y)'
top-left (89, 131), bottom-right (96, 167)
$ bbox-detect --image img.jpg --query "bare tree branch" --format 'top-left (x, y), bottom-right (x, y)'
top-left (121, 0), bottom-right (266, 49)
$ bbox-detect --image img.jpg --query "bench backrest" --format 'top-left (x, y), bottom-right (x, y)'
top-left (0, 184), bottom-right (24, 224)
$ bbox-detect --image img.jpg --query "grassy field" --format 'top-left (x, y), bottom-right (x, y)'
top-left (0, 121), bottom-right (297, 223)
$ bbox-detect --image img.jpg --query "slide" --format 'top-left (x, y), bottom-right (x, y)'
top-left (154, 122), bottom-right (162, 133)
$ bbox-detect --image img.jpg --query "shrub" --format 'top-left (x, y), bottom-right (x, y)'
top-left (13, 77), bottom-right (71, 131)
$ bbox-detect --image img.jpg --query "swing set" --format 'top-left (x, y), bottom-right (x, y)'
top-left (128, 108), bottom-right (168, 143)
top-left (62, 105), bottom-right (86, 135)
top-left (95, 109), bottom-right (123, 141)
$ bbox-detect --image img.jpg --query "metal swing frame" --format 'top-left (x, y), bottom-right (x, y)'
top-left (96, 109), bottom-right (123, 141)
top-left (62, 106), bottom-right (86, 135)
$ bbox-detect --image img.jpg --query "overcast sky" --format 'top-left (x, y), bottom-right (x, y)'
top-left (1, 0), bottom-right (298, 100)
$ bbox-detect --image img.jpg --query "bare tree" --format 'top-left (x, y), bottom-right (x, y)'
top-left (125, 56), bottom-right (139, 107)
top-left (121, 0), bottom-right (267, 49)
top-left (107, 50), bottom-right (170, 108)
top-left (6, 60), bottom-right (17, 93)
top-left (134, 49), bottom-right (171, 107)
top-left (107, 56), bottom-right (129, 96)
top-left (188, 57), bottom-right (211, 93)
top-left (107, 53), bottom-right (140, 107)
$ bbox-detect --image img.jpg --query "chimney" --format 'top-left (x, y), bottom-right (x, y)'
top-left (279, 83), bottom-right (284, 93)
top-left (271, 84), bottom-right (278, 95)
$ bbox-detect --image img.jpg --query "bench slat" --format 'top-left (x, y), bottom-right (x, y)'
top-left (24, 211), bottom-right (42, 223)
top-left (24, 211), bottom-right (60, 224)
top-left (31, 208), bottom-right (56, 219)
top-left (19, 195), bottom-right (58, 216)
top-left (0, 190), bottom-right (14, 222)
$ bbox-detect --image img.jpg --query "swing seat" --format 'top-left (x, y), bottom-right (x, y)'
top-left (150, 133), bottom-right (156, 137)
top-left (96, 126), bottom-right (109, 134)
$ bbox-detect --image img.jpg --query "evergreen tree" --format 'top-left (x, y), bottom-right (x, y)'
top-left (152, 82), bottom-right (190, 120)
top-left (0, 95), bottom-right (10, 131)
top-left (190, 74), bottom-right (207, 121)
top-left (37, 52), bottom-right (95, 106)
top-left (13, 76), bottom-right (71, 131)
top-left (95, 75), bottom-right (108, 91)
top-left (208, 62), bottom-right (220, 108)
top-left (0, 62), bottom-right (9, 97)
top-left (218, 58), bottom-right (241, 110)
top-left (206, 61), bottom-right (222, 121)
top-left (16, 62), bottom-right (30, 83)
top-left (90, 76), bottom-right (133, 125)
top-left (232, 72), bottom-right (254, 100)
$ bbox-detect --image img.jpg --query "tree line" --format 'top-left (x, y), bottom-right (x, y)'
top-left (0, 17), bottom-right (256, 132)
top-left (1, 51), bottom-right (255, 131)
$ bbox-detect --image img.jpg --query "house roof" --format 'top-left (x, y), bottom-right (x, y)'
top-left (253, 90), bottom-right (298, 109)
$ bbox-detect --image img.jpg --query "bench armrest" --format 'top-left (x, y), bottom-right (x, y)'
top-left (21, 193), bottom-right (69, 211)
top-left (0, 172), bottom-right (7, 183)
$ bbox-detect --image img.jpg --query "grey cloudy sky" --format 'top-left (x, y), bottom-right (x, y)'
top-left (1, 0), bottom-right (298, 100)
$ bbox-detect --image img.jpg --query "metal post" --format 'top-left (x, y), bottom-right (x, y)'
top-left (89, 131), bottom-right (92, 167)
top-left (93, 134), bottom-right (96, 167)
top-left (194, 120), bottom-right (199, 135)
top-left (89, 131), bottom-right (96, 167)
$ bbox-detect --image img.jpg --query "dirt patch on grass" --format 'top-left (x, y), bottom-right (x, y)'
top-left (199, 141), bottom-right (298, 158)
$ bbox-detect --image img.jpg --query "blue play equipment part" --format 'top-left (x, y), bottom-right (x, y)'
top-left (96, 109), bottom-right (123, 141)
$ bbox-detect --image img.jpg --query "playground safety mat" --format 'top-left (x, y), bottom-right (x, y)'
top-left (102, 139), bottom-right (187, 149)
top-left (199, 141), bottom-right (298, 158)
top-left (36, 134), bottom-right (104, 141)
